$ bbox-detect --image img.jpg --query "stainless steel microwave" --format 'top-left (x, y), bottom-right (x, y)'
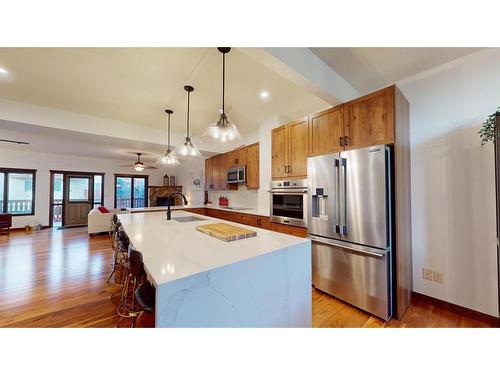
top-left (227, 166), bottom-right (246, 184)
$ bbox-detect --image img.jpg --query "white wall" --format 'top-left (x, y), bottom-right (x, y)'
top-left (0, 147), bottom-right (168, 228)
top-left (398, 48), bottom-right (500, 317)
top-left (205, 115), bottom-right (286, 212)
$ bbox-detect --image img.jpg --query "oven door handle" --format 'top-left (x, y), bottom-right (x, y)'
top-left (268, 189), bottom-right (307, 194)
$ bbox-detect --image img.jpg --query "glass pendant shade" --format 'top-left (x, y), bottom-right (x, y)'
top-left (172, 85), bottom-right (202, 159)
top-left (175, 136), bottom-right (202, 157)
top-left (161, 149), bottom-right (179, 165)
top-left (204, 112), bottom-right (240, 142)
top-left (203, 47), bottom-right (240, 142)
top-left (134, 163), bottom-right (145, 172)
top-left (160, 109), bottom-right (179, 165)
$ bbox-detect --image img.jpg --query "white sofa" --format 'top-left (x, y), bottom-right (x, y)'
top-left (87, 207), bottom-right (125, 235)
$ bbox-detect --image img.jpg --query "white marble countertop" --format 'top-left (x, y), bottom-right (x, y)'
top-left (118, 210), bottom-right (308, 286)
top-left (127, 204), bottom-right (270, 217)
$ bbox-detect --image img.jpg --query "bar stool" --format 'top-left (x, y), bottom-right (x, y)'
top-left (116, 248), bottom-right (146, 327)
top-left (110, 213), bottom-right (119, 236)
top-left (135, 280), bottom-right (156, 326)
top-left (107, 224), bottom-right (128, 285)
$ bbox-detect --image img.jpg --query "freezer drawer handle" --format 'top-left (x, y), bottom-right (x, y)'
top-left (309, 236), bottom-right (385, 258)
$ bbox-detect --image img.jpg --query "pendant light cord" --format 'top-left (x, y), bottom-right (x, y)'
top-left (186, 90), bottom-right (191, 138)
top-left (167, 112), bottom-right (171, 150)
top-left (222, 51), bottom-right (225, 114)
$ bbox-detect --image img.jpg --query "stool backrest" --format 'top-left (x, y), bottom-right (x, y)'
top-left (117, 228), bottom-right (129, 250)
top-left (128, 249), bottom-right (144, 278)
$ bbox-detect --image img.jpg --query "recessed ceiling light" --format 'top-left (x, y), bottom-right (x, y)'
top-left (0, 67), bottom-right (8, 75)
top-left (260, 91), bottom-right (269, 99)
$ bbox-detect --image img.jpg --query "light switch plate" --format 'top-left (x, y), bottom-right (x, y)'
top-left (423, 268), bottom-right (433, 281)
top-left (433, 271), bottom-right (444, 283)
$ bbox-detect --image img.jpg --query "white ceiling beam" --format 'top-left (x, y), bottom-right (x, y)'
top-left (239, 48), bottom-right (359, 105)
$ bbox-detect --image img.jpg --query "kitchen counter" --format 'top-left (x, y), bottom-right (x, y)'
top-left (118, 210), bottom-right (311, 327)
top-left (127, 204), bottom-right (270, 217)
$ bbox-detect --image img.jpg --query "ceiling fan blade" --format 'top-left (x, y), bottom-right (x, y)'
top-left (119, 164), bottom-right (135, 167)
top-left (144, 166), bottom-right (159, 170)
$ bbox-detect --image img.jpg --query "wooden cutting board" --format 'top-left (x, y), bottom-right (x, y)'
top-left (196, 222), bottom-right (257, 242)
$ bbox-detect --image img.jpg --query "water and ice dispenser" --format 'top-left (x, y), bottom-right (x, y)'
top-left (311, 187), bottom-right (328, 219)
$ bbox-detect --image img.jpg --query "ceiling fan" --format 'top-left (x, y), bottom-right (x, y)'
top-left (120, 153), bottom-right (158, 171)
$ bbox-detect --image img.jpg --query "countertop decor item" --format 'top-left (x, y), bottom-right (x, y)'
top-left (479, 108), bottom-right (500, 146)
top-left (173, 85), bottom-right (202, 158)
top-left (164, 173), bottom-right (170, 186)
top-left (160, 109), bottom-right (179, 165)
top-left (169, 176), bottom-right (176, 186)
top-left (202, 47), bottom-right (241, 143)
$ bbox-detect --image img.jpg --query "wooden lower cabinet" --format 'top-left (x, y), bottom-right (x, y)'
top-left (201, 208), bottom-right (304, 237)
top-left (269, 222), bottom-right (308, 238)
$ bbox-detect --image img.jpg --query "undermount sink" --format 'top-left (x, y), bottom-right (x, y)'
top-left (172, 216), bottom-right (207, 223)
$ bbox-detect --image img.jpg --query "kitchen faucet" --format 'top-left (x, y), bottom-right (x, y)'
top-left (166, 192), bottom-right (188, 220)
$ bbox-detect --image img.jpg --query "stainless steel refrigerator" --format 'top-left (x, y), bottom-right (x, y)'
top-left (307, 144), bottom-right (393, 320)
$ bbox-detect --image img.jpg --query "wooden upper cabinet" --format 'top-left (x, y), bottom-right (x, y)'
top-left (245, 143), bottom-right (259, 189)
top-left (344, 85), bottom-right (395, 149)
top-left (309, 106), bottom-right (344, 156)
top-left (287, 119), bottom-right (308, 178)
top-left (204, 157), bottom-right (214, 190)
top-left (271, 124), bottom-right (289, 180)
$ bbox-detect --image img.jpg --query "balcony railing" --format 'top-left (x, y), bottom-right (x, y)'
top-left (116, 198), bottom-right (146, 209)
top-left (0, 199), bottom-right (33, 214)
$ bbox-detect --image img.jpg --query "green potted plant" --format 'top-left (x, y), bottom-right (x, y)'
top-left (479, 107), bottom-right (500, 146)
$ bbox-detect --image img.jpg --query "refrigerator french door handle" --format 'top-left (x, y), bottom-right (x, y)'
top-left (339, 158), bottom-right (347, 235)
top-left (334, 158), bottom-right (340, 234)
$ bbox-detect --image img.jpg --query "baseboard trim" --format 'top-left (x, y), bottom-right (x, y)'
top-left (7, 225), bottom-right (50, 233)
top-left (412, 291), bottom-right (500, 327)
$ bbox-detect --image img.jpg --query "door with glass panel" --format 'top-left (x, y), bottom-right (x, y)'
top-left (115, 175), bottom-right (148, 209)
top-left (63, 174), bottom-right (94, 226)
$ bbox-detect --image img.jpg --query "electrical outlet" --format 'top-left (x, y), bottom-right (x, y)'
top-left (423, 268), bottom-right (433, 281)
top-left (433, 271), bottom-right (444, 283)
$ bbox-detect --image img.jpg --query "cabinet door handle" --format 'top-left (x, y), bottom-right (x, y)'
top-left (284, 165), bottom-right (288, 173)
top-left (288, 165), bottom-right (292, 173)
top-left (340, 137), bottom-right (344, 146)
top-left (344, 136), bottom-right (349, 146)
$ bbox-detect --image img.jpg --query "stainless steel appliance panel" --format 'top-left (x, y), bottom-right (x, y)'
top-left (269, 179), bottom-right (308, 228)
top-left (310, 236), bottom-right (391, 320)
top-left (307, 154), bottom-right (340, 240)
top-left (227, 166), bottom-right (246, 183)
top-left (341, 145), bottom-right (390, 249)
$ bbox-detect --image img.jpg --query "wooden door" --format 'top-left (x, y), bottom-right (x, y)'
top-left (288, 119), bottom-right (309, 178)
top-left (63, 174), bottom-right (94, 226)
top-left (205, 157), bottom-right (214, 190)
top-left (309, 106), bottom-right (344, 156)
top-left (245, 143), bottom-right (259, 190)
top-left (271, 124), bottom-right (288, 180)
top-left (344, 86), bottom-right (394, 150)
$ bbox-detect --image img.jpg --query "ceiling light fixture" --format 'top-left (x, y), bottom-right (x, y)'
top-left (174, 85), bottom-right (202, 158)
top-left (0, 67), bottom-right (8, 75)
top-left (134, 153), bottom-right (145, 171)
top-left (203, 47), bottom-right (240, 143)
top-left (260, 90), bottom-right (269, 99)
top-left (160, 109), bottom-right (179, 165)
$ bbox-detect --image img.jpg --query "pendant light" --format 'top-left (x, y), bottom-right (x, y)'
top-left (174, 85), bottom-right (202, 158)
top-left (160, 109), bottom-right (179, 165)
top-left (203, 47), bottom-right (240, 142)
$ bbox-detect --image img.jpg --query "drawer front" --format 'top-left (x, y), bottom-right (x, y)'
top-left (312, 241), bottom-right (391, 320)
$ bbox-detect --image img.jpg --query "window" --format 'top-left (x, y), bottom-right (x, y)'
top-left (114, 175), bottom-right (148, 208)
top-left (93, 175), bottom-right (103, 207)
top-left (68, 177), bottom-right (90, 201)
top-left (0, 168), bottom-right (36, 216)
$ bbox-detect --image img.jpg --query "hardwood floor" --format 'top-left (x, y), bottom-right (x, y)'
top-left (0, 227), bottom-right (494, 328)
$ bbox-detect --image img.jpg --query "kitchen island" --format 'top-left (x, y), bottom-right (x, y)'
top-left (118, 210), bottom-right (311, 327)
